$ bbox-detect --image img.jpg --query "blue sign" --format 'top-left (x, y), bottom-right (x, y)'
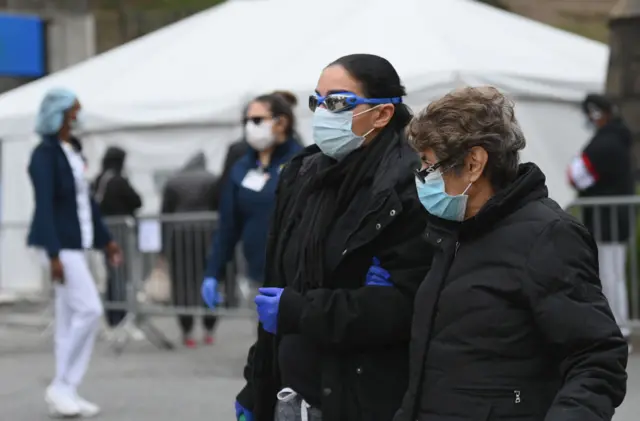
top-left (0, 13), bottom-right (45, 77)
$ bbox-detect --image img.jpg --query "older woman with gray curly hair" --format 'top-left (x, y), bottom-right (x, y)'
top-left (394, 86), bottom-right (627, 421)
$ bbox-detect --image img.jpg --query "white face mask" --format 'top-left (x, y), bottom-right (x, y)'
top-left (245, 120), bottom-right (275, 151)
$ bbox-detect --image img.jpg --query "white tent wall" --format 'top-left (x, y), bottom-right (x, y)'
top-left (0, 134), bottom-right (43, 294)
top-left (0, 0), bottom-right (611, 294)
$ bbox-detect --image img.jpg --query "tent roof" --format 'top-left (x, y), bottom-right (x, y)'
top-left (0, 0), bottom-right (608, 136)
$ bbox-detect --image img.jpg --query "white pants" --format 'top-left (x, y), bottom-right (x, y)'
top-left (597, 243), bottom-right (630, 337)
top-left (45, 250), bottom-right (103, 392)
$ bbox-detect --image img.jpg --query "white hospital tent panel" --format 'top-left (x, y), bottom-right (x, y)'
top-left (0, 0), bottom-right (608, 293)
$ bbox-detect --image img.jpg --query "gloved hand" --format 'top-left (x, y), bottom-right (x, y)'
top-left (255, 287), bottom-right (284, 334)
top-left (235, 401), bottom-right (254, 421)
top-left (201, 277), bottom-right (222, 309)
top-left (365, 257), bottom-right (393, 286)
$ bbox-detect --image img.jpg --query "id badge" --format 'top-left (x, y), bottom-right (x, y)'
top-left (241, 169), bottom-right (269, 192)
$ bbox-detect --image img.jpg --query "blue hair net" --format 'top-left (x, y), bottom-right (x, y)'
top-left (35, 88), bottom-right (78, 135)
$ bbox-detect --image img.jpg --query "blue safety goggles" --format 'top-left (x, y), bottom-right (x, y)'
top-left (309, 92), bottom-right (402, 113)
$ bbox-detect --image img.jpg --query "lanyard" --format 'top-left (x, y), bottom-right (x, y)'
top-left (256, 160), bottom-right (268, 173)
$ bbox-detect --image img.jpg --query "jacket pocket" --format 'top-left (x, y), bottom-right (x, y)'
top-left (452, 386), bottom-right (545, 420)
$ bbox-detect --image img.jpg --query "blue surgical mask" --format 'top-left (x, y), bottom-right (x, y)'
top-left (312, 107), bottom-right (376, 160)
top-left (416, 170), bottom-right (471, 221)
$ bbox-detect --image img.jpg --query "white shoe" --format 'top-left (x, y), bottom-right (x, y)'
top-left (45, 385), bottom-right (80, 418)
top-left (74, 395), bottom-right (100, 418)
top-left (125, 324), bottom-right (145, 341)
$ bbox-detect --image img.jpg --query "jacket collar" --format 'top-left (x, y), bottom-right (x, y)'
top-left (291, 128), bottom-right (419, 197)
top-left (370, 130), bottom-right (419, 196)
top-left (426, 163), bottom-right (549, 243)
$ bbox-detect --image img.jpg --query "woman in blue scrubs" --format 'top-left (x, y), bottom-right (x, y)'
top-left (202, 93), bottom-right (302, 308)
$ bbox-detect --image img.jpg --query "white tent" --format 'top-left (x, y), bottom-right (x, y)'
top-left (0, 0), bottom-right (608, 293)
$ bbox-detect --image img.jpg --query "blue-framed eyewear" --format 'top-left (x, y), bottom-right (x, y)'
top-left (309, 92), bottom-right (402, 113)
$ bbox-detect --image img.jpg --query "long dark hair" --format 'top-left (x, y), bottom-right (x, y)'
top-left (285, 54), bottom-right (408, 292)
top-left (330, 53), bottom-right (413, 130)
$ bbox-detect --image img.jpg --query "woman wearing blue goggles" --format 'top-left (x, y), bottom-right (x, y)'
top-left (235, 54), bottom-right (433, 421)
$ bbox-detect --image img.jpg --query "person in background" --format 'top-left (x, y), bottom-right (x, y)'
top-left (219, 91), bottom-right (303, 191)
top-left (229, 54), bottom-right (433, 421)
top-left (93, 146), bottom-right (142, 332)
top-left (27, 88), bottom-right (122, 418)
top-left (161, 152), bottom-right (220, 347)
top-left (568, 93), bottom-right (634, 347)
top-left (202, 93), bottom-right (302, 313)
top-left (395, 86), bottom-right (627, 421)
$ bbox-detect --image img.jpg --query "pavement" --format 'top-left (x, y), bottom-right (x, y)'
top-left (0, 315), bottom-right (253, 421)
top-left (1, 311), bottom-right (640, 421)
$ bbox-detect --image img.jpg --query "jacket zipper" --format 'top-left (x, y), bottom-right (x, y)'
top-left (452, 386), bottom-right (523, 403)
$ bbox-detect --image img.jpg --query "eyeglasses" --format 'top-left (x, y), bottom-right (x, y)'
top-left (243, 116), bottom-right (271, 125)
top-left (309, 92), bottom-right (402, 113)
top-left (414, 157), bottom-right (459, 184)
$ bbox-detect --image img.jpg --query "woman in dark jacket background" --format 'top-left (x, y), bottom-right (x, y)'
top-left (93, 147), bottom-right (142, 217)
top-left (394, 86), bottom-right (627, 421)
top-left (234, 54), bottom-right (433, 421)
top-left (202, 94), bottom-right (302, 308)
top-left (219, 90), bottom-right (304, 191)
top-left (93, 146), bottom-right (142, 330)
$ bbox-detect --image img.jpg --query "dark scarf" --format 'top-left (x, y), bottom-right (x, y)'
top-left (275, 127), bottom-right (397, 293)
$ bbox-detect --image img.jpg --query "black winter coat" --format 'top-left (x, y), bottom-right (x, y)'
top-left (578, 119), bottom-right (634, 242)
top-left (395, 163), bottom-right (628, 421)
top-left (93, 147), bottom-right (142, 217)
top-left (237, 137), bottom-right (433, 421)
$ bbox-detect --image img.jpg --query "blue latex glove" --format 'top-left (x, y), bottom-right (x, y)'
top-left (366, 257), bottom-right (393, 286)
top-left (235, 401), bottom-right (254, 421)
top-left (255, 287), bottom-right (283, 334)
top-left (201, 277), bottom-right (222, 309)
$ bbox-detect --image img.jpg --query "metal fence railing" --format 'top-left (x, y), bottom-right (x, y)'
top-left (4, 198), bottom-right (640, 348)
top-left (568, 196), bottom-right (640, 328)
top-left (0, 212), bottom-right (253, 353)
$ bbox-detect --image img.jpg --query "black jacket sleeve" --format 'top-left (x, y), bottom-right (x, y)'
top-left (114, 176), bottom-right (142, 214)
top-left (161, 183), bottom-right (177, 214)
top-left (277, 201), bottom-right (432, 352)
top-left (525, 218), bottom-right (627, 421)
top-left (236, 337), bottom-right (258, 410)
top-left (582, 131), bottom-right (619, 182)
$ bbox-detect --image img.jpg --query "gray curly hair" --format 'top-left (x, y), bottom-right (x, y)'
top-left (406, 86), bottom-right (526, 189)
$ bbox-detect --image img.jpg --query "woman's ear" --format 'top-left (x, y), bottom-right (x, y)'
top-left (467, 146), bottom-right (488, 183)
top-left (372, 104), bottom-right (395, 129)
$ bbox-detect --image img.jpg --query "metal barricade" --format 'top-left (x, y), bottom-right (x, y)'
top-left (101, 212), bottom-right (254, 353)
top-left (0, 212), bottom-right (255, 353)
top-left (567, 196), bottom-right (640, 327)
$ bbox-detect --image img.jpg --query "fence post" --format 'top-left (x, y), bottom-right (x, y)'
top-left (124, 217), bottom-right (142, 321)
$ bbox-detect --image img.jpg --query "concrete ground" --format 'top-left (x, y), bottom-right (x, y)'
top-left (0, 313), bottom-right (639, 420)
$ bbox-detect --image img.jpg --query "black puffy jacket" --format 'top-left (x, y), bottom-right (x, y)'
top-left (237, 134), bottom-right (433, 421)
top-left (395, 163), bottom-right (628, 421)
